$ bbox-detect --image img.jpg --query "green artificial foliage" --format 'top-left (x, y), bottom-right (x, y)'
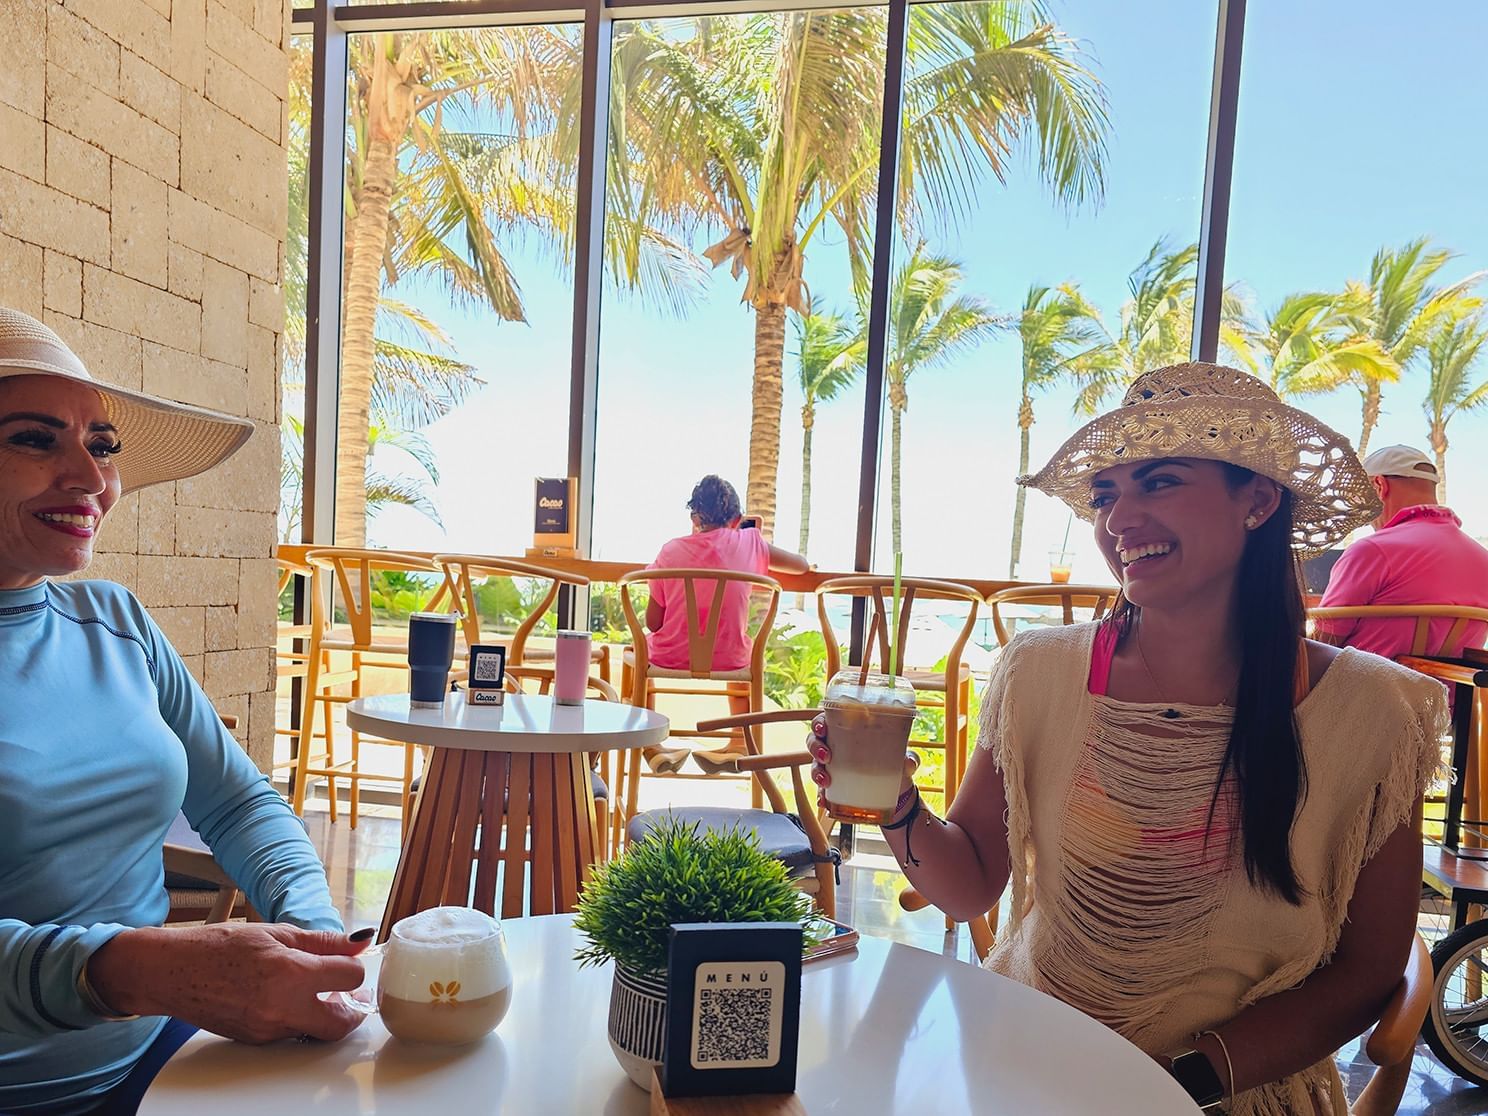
top-left (573, 815), bottom-right (825, 976)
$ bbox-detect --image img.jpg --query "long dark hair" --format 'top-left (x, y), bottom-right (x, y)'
top-left (1106, 464), bottom-right (1309, 903)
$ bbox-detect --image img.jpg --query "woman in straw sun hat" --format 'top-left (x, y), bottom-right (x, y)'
top-left (810, 362), bottom-right (1448, 1114)
top-left (0, 308), bottom-right (372, 1114)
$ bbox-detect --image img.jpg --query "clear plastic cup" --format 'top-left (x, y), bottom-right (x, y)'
top-left (821, 670), bottom-right (916, 824)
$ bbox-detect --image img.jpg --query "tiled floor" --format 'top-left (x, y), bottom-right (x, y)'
top-left (297, 804), bottom-right (1488, 1114)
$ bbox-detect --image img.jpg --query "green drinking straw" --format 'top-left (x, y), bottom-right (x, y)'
top-left (888, 552), bottom-right (903, 680)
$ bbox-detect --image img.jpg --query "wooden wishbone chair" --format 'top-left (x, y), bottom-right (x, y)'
top-left (986, 583), bottom-right (1121, 647)
top-left (627, 708), bottom-right (836, 919)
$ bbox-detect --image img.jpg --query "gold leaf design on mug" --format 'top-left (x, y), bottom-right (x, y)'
top-left (428, 980), bottom-right (462, 1005)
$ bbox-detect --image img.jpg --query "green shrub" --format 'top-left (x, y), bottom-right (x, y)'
top-left (573, 815), bottom-right (824, 975)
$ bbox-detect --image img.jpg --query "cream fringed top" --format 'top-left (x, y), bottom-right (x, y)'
top-left (978, 623), bottom-right (1448, 1116)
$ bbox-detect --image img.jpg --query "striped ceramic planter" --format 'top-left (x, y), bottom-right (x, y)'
top-left (607, 964), bottom-right (668, 1091)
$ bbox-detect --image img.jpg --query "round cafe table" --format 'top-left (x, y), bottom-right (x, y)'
top-left (345, 692), bottom-right (668, 937)
top-left (139, 915), bottom-right (1198, 1115)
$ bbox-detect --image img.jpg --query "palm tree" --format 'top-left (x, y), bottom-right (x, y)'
top-left (279, 415), bottom-right (447, 542)
top-left (1009, 282), bottom-right (1115, 577)
top-left (1249, 291), bottom-right (1400, 427)
top-left (603, 4), bottom-right (1109, 535)
top-left (885, 245), bottom-right (1002, 554)
top-left (333, 30), bottom-right (574, 546)
top-left (1422, 304), bottom-right (1488, 502)
top-left (1072, 240), bottom-right (1254, 414)
top-left (793, 306), bottom-right (865, 562)
top-left (1334, 238), bottom-right (1484, 454)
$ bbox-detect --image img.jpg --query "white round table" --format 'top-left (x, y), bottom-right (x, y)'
top-left (346, 693), bottom-right (668, 934)
top-left (140, 915), bottom-right (1199, 1115)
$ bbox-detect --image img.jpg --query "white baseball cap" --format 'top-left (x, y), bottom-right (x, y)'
top-left (1360, 445), bottom-right (1438, 481)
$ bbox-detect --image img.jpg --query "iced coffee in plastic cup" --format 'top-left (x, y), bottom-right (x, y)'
top-left (821, 670), bottom-right (916, 824)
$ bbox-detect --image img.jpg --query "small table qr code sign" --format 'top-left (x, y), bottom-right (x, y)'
top-left (690, 962), bottom-right (786, 1069)
top-left (660, 923), bottom-right (802, 1100)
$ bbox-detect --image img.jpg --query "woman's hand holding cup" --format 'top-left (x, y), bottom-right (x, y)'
top-left (808, 718), bottom-right (919, 821)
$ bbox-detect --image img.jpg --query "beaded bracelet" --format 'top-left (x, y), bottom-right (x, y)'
top-left (881, 789), bottom-right (923, 866)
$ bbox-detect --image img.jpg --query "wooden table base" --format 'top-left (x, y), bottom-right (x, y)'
top-left (379, 746), bottom-right (602, 939)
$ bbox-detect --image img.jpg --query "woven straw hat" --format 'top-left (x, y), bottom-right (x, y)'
top-left (0, 308), bottom-right (253, 493)
top-left (1019, 362), bottom-right (1380, 556)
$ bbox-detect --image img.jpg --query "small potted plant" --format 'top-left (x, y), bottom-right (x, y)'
top-left (573, 814), bottom-right (824, 1090)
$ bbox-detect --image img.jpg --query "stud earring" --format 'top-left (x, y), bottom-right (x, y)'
top-left (1244, 515), bottom-right (1259, 530)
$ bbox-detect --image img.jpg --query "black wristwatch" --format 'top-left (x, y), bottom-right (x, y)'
top-left (1165, 1046), bottom-right (1226, 1112)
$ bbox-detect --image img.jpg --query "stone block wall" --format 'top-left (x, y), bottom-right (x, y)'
top-left (0, 0), bottom-right (290, 769)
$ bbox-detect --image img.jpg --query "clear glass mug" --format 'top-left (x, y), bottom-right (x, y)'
top-left (335, 907), bottom-right (512, 1045)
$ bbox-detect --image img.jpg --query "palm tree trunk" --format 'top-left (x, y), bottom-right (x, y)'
top-left (335, 41), bottom-right (414, 547)
top-left (1430, 420), bottom-right (1449, 503)
top-left (797, 403), bottom-right (813, 611)
top-left (1009, 392), bottom-right (1033, 578)
top-left (890, 401), bottom-right (903, 557)
top-left (798, 402), bottom-right (814, 558)
top-left (747, 302), bottom-right (787, 540)
top-left (1358, 383), bottom-right (1382, 457)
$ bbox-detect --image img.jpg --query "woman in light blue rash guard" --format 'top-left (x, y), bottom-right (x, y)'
top-left (0, 308), bottom-right (372, 1114)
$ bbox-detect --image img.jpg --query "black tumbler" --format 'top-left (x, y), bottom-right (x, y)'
top-left (408, 612), bottom-right (457, 707)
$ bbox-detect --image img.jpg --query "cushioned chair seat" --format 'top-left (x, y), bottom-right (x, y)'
top-left (627, 807), bottom-right (814, 873)
top-left (620, 646), bottom-right (752, 682)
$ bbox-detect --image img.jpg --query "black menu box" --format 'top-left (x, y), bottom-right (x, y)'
top-left (659, 922), bottom-right (803, 1099)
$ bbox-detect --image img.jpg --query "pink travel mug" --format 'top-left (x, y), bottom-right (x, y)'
top-left (553, 630), bottom-right (591, 706)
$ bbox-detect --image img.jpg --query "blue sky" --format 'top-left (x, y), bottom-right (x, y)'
top-left (352, 0), bottom-right (1488, 585)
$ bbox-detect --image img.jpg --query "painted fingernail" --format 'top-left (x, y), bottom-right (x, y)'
top-left (812, 745), bottom-right (829, 764)
top-left (811, 720), bottom-right (825, 736)
top-left (348, 927), bottom-right (376, 943)
top-left (811, 767), bottom-right (828, 787)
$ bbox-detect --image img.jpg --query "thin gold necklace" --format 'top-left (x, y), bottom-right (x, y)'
top-left (1133, 625), bottom-right (1176, 714)
top-left (1134, 624), bottom-right (1232, 714)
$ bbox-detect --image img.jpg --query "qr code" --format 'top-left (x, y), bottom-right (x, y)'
top-left (693, 986), bottom-right (773, 1065)
top-left (472, 654), bottom-right (503, 683)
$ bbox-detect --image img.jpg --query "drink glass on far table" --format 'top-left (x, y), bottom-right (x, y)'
top-left (1048, 551), bottom-right (1072, 585)
top-left (378, 906), bottom-right (512, 1045)
top-left (821, 670), bottom-right (916, 824)
top-left (408, 612), bottom-right (458, 708)
top-left (553, 630), bottom-right (591, 705)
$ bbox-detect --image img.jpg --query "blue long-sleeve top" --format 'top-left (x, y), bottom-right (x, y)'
top-left (0, 579), bottom-right (343, 1113)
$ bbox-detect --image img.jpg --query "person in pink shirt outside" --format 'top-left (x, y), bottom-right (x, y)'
top-left (1316, 444), bottom-right (1488, 659)
top-left (640, 475), bottom-right (808, 774)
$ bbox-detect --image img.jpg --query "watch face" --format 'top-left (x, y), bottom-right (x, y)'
top-left (1169, 1048), bottom-right (1225, 1108)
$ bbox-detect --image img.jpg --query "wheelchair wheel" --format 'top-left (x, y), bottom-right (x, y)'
top-left (1423, 919), bottom-right (1488, 1085)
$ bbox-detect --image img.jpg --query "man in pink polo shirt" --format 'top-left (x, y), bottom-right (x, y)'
top-left (640, 475), bottom-right (808, 774)
top-left (1316, 445), bottom-right (1488, 659)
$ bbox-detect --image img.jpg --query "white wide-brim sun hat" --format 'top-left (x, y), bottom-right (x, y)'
top-left (1019, 362), bottom-right (1381, 557)
top-left (0, 307), bottom-right (254, 493)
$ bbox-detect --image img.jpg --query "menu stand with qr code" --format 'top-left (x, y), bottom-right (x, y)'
top-left (654, 923), bottom-right (804, 1113)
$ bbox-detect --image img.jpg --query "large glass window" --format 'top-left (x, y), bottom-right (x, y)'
top-left (874, 0), bottom-right (1221, 586)
top-left (334, 25), bottom-right (583, 554)
top-left (280, 35), bottom-right (311, 546)
top-left (591, 10), bottom-right (888, 577)
top-left (1226, 0), bottom-right (1488, 532)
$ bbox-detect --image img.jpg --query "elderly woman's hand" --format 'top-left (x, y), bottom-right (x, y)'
top-left (85, 922), bottom-right (373, 1043)
top-left (807, 718), bottom-right (920, 818)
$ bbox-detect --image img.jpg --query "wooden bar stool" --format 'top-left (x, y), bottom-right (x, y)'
top-left (614, 568), bottom-right (781, 853)
top-left (292, 548), bottom-right (449, 829)
top-left (815, 575), bottom-right (982, 808)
